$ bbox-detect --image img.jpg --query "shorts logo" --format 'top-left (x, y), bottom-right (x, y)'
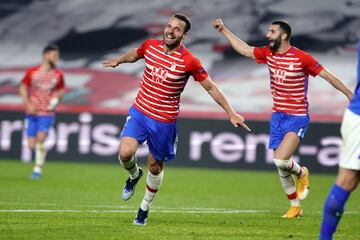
top-left (274, 69), bottom-right (286, 84)
top-left (152, 66), bottom-right (168, 84)
top-left (297, 128), bottom-right (304, 138)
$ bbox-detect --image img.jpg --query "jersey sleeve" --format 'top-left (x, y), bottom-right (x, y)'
top-left (187, 55), bottom-right (208, 81)
top-left (136, 40), bottom-right (151, 58)
top-left (21, 68), bottom-right (33, 86)
top-left (301, 52), bottom-right (324, 77)
top-left (253, 46), bottom-right (269, 64)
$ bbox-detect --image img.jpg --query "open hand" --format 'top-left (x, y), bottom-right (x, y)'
top-left (102, 58), bottom-right (120, 68)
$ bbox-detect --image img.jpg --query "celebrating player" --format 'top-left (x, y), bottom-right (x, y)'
top-left (102, 13), bottom-right (250, 225)
top-left (319, 41), bottom-right (360, 239)
top-left (213, 19), bottom-right (353, 218)
top-left (19, 44), bottom-right (65, 180)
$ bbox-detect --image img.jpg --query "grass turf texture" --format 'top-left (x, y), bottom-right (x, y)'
top-left (0, 160), bottom-right (359, 240)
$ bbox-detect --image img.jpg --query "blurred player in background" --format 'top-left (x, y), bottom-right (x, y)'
top-left (214, 19), bottom-right (353, 218)
top-left (103, 13), bottom-right (250, 225)
top-left (19, 44), bottom-right (65, 180)
top-left (319, 41), bottom-right (360, 240)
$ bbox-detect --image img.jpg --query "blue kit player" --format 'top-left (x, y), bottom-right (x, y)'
top-left (319, 42), bottom-right (360, 239)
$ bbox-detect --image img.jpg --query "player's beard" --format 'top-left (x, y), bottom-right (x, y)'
top-left (269, 36), bottom-right (281, 51)
top-left (48, 61), bottom-right (56, 68)
top-left (163, 34), bottom-right (184, 51)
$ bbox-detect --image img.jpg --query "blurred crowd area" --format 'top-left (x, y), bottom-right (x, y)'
top-left (0, 0), bottom-right (359, 117)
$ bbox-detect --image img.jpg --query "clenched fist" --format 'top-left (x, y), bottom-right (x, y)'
top-left (213, 18), bottom-right (225, 32)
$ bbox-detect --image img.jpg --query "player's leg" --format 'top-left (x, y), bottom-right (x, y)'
top-left (320, 109), bottom-right (360, 239)
top-left (119, 106), bottom-right (147, 200)
top-left (274, 132), bottom-right (304, 217)
top-left (320, 168), bottom-right (359, 240)
top-left (134, 154), bottom-right (164, 225)
top-left (274, 132), bottom-right (305, 176)
top-left (25, 115), bottom-right (37, 150)
top-left (25, 115), bottom-right (41, 179)
top-left (32, 131), bottom-right (46, 177)
top-left (134, 119), bottom-right (177, 225)
top-left (119, 137), bottom-right (140, 178)
top-left (31, 116), bottom-right (54, 179)
top-left (27, 138), bottom-right (36, 150)
top-left (119, 137), bottom-right (144, 200)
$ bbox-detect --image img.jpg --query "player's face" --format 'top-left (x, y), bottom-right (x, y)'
top-left (44, 50), bottom-right (60, 66)
top-left (163, 17), bottom-right (187, 49)
top-left (266, 24), bottom-right (284, 51)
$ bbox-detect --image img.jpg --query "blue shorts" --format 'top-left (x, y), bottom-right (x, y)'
top-left (120, 106), bottom-right (178, 162)
top-left (25, 115), bottom-right (55, 138)
top-left (269, 112), bottom-right (309, 150)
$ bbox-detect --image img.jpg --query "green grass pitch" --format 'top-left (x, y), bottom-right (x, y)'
top-left (1, 159), bottom-right (359, 240)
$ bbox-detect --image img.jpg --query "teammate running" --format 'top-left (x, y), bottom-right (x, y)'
top-left (19, 44), bottom-right (65, 179)
top-left (213, 19), bottom-right (353, 217)
top-left (103, 13), bottom-right (250, 225)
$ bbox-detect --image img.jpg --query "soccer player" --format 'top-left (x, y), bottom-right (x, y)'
top-left (102, 13), bottom-right (250, 225)
top-left (19, 44), bottom-right (65, 180)
top-left (319, 41), bottom-right (360, 240)
top-left (213, 19), bottom-right (353, 218)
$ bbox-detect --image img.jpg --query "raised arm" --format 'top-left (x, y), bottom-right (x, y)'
top-left (213, 18), bottom-right (255, 59)
top-left (102, 48), bottom-right (140, 68)
top-left (199, 76), bottom-right (251, 131)
top-left (318, 68), bottom-right (353, 101)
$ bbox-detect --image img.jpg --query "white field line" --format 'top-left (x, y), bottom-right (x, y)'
top-left (1, 202), bottom-right (360, 215)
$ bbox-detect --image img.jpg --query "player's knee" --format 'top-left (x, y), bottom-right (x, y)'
top-left (28, 142), bottom-right (36, 150)
top-left (36, 134), bottom-right (46, 143)
top-left (148, 162), bottom-right (162, 175)
top-left (118, 145), bottom-right (135, 162)
top-left (273, 158), bottom-right (290, 171)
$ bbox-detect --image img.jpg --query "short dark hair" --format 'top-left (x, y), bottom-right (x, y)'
top-left (43, 44), bottom-right (59, 55)
top-left (272, 20), bottom-right (292, 40)
top-left (173, 13), bottom-right (191, 33)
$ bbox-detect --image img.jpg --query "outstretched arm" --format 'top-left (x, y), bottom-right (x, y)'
top-left (200, 77), bottom-right (251, 131)
top-left (318, 68), bottom-right (353, 101)
top-left (213, 18), bottom-right (255, 59)
top-left (102, 48), bottom-right (140, 68)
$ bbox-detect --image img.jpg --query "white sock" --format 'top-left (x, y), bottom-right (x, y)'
top-left (140, 171), bottom-right (164, 211)
top-left (278, 168), bottom-right (300, 207)
top-left (119, 155), bottom-right (139, 179)
top-left (273, 158), bottom-right (303, 176)
top-left (34, 143), bottom-right (46, 173)
top-left (33, 165), bottom-right (42, 174)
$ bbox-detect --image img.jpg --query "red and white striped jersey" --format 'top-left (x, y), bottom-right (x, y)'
top-left (22, 65), bottom-right (65, 116)
top-left (134, 39), bottom-right (208, 122)
top-left (254, 46), bottom-right (324, 116)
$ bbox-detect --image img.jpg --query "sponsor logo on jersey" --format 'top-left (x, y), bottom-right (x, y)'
top-left (152, 66), bottom-right (168, 83)
top-left (274, 69), bottom-right (286, 84)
